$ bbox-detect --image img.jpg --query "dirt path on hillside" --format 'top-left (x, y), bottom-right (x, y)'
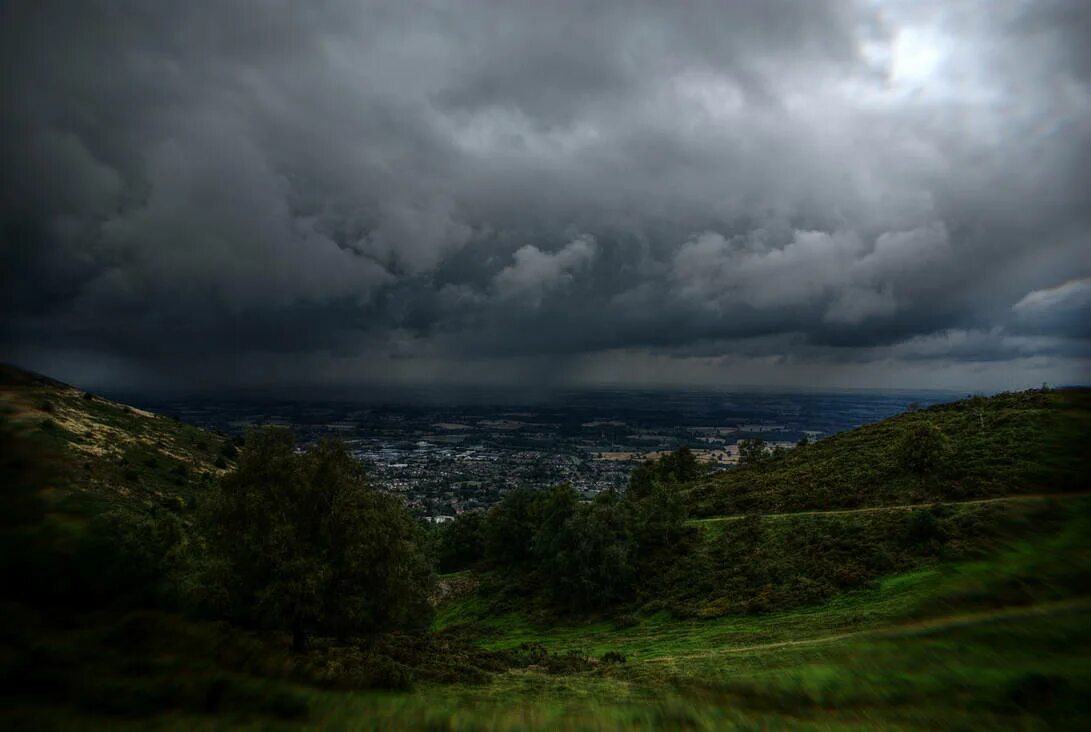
top-left (690, 492), bottom-right (1091, 525)
top-left (644, 597), bottom-right (1091, 664)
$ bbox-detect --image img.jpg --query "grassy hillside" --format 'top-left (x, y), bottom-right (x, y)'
top-left (686, 388), bottom-right (1091, 518)
top-left (0, 365), bottom-right (246, 628)
top-left (3, 373), bottom-right (1090, 730)
top-left (13, 495), bottom-right (1090, 730)
top-left (0, 364), bottom-right (237, 510)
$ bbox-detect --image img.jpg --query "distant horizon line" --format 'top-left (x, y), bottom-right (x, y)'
top-left (9, 361), bottom-right (1085, 405)
top-left (98, 379), bottom-right (1051, 403)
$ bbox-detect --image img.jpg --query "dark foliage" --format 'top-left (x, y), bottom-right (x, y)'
top-left (448, 449), bottom-right (693, 610)
top-left (483, 486), bottom-right (544, 566)
top-left (538, 489), bottom-right (638, 609)
top-left (0, 422), bottom-right (50, 530)
top-left (897, 421), bottom-right (952, 474)
top-left (637, 501), bottom-right (1054, 618)
top-left (628, 446), bottom-right (700, 499)
top-left (192, 428), bottom-right (434, 650)
top-left (688, 389), bottom-right (1091, 517)
top-left (436, 511), bottom-right (487, 573)
top-left (737, 438), bottom-right (769, 466)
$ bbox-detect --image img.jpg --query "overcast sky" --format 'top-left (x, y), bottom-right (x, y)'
top-left (2, 0), bottom-right (1089, 393)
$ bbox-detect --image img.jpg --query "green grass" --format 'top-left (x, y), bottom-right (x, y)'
top-left (686, 388), bottom-right (1091, 518)
top-left (434, 498), bottom-right (1090, 659)
top-left (8, 508), bottom-right (1090, 729)
top-left (322, 495), bottom-right (1089, 730)
top-left (1, 363), bottom-right (234, 512)
top-left (4, 371), bottom-right (1090, 730)
top-left (342, 499), bottom-right (1091, 728)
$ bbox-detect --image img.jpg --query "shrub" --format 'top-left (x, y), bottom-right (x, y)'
top-left (1005, 672), bottom-right (1069, 710)
top-left (363, 655), bottom-right (415, 691)
top-left (437, 511), bottom-right (486, 572)
top-left (256, 688), bottom-right (310, 719)
top-left (161, 495), bottom-right (187, 513)
top-left (832, 562), bottom-right (871, 588)
top-left (737, 438), bottom-right (769, 466)
top-left (628, 447), bottom-right (701, 499)
top-left (74, 507), bottom-right (183, 606)
top-left (483, 486), bottom-right (543, 566)
top-left (515, 642), bottom-right (548, 664)
top-left (906, 508), bottom-right (947, 545)
top-left (632, 480), bottom-right (687, 548)
top-left (540, 650), bottom-right (593, 674)
top-left (896, 421), bottom-right (951, 474)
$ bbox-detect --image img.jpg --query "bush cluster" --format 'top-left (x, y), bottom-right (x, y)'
top-left (435, 448), bottom-right (693, 610)
top-left (897, 421), bottom-right (952, 475)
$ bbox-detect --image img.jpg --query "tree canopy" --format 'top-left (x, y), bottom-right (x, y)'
top-left (195, 428), bottom-right (432, 650)
top-left (437, 448), bottom-right (694, 609)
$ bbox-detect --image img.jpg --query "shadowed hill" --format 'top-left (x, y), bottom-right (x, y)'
top-left (425, 389), bottom-right (1091, 623)
top-left (1, 369), bottom-right (1089, 729)
top-left (685, 388), bottom-right (1091, 518)
top-left (0, 364), bottom-right (242, 616)
top-left (0, 363), bottom-right (237, 510)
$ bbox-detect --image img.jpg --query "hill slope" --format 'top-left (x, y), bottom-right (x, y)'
top-left (685, 388), bottom-right (1091, 518)
top-left (0, 364), bottom-right (236, 510)
top-left (3, 372), bottom-right (1090, 730)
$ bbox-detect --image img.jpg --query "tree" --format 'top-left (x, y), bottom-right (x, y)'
top-left (737, 438), bottom-right (768, 466)
top-left (624, 449), bottom-right (690, 549)
top-left (436, 511), bottom-right (486, 573)
top-left (195, 428), bottom-right (432, 651)
top-left (540, 490), bottom-right (637, 609)
top-left (655, 446), bottom-right (700, 484)
top-left (896, 421), bottom-right (951, 475)
top-left (627, 461), bottom-right (658, 501)
top-left (531, 483), bottom-right (579, 559)
top-left (483, 486), bottom-right (544, 566)
top-left (632, 480), bottom-right (687, 549)
top-left (628, 447), bottom-right (701, 500)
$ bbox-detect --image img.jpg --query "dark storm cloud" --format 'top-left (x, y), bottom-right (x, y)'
top-left (1, 0), bottom-right (1088, 390)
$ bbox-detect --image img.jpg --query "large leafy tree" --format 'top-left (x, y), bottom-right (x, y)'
top-left (436, 511), bottom-right (486, 573)
top-left (626, 448), bottom-right (690, 549)
top-left (483, 486), bottom-right (544, 566)
top-left (628, 446), bottom-right (701, 499)
top-left (737, 438), bottom-right (769, 466)
top-left (531, 483), bottom-right (580, 565)
top-left (896, 421), bottom-right (952, 475)
top-left (196, 428), bottom-right (432, 651)
top-left (632, 480), bottom-right (687, 549)
top-left (540, 489), bottom-right (637, 609)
